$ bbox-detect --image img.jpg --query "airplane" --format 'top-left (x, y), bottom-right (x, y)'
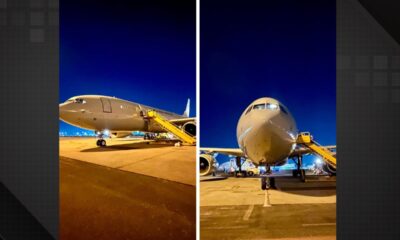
top-left (200, 97), bottom-right (336, 190)
top-left (59, 95), bottom-right (196, 146)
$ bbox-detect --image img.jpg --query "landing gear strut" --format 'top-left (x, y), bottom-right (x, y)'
top-left (261, 165), bottom-right (276, 190)
top-left (292, 155), bottom-right (306, 182)
top-left (234, 156), bottom-right (247, 177)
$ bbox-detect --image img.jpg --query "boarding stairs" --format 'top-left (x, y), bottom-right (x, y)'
top-left (296, 132), bottom-right (336, 168)
top-left (146, 110), bottom-right (196, 145)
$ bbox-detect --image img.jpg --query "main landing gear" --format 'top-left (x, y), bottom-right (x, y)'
top-left (261, 165), bottom-right (276, 190)
top-left (292, 155), bottom-right (306, 182)
top-left (144, 133), bottom-right (156, 140)
top-left (95, 132), bottom-right (107, 147)
top-left (234, 156), bottom-right (247, 177)
top-left (96, 139), bottom-right (106, 147)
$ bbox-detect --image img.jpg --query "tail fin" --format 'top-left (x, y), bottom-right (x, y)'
top-left (183, 98), bottom-right (190, 117)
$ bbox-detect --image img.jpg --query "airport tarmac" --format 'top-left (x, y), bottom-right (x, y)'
top-left (59, 137), bottom-right (195, 185)
top-left (60, 156), bottom-right (195, 240)
top-left (201, 177), bottom-right (336, 240)
top-left (59, 137), bottom-right (196, 239)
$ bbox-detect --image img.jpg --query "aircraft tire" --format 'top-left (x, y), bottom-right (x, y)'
top-left (96, 140), bottom-right (100, 146)
top-left (100, 139), bottom-right (106, 147)
top-left (270, 177), bottom-right (276, 189)
top-left (292, 170), bottom-right (298, 177)
top-left (248, 171), bottom-right (254, 177)
top-left (261, 177), bottom-right (267, 190)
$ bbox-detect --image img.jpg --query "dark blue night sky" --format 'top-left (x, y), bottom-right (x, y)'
top-left (60, 0), bottom-right (195, 134)
top-left (200, 1), bottom-right (336, 164)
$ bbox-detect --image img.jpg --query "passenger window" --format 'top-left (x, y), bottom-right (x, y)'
top-left (253, 104), bottom-right (266, 110)
top-left (279, 105), bottom-right (288, 114)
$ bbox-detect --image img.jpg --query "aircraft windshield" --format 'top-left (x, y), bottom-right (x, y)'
top-left (252, 103), bottom-right (278, 110)
top-left (266, 103), bottom-right (278, 110)
top-left (72, 98), bottom-right (86, 104)
top-left (253, 104), bottom-right (266, 110)
top-left (279, 104), bottom-right (288, 114)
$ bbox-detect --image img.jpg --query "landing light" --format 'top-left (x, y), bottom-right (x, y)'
top-left (315, 157), bottom-right (323, 165)
top-left (103, 129), bottom-right (110, 136)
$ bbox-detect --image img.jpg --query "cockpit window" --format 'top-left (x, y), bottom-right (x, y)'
top-left (74, 98), bottom-right (86, 104)
top-left (247, 102), bottom-right (279, 113)
top-left (279, 104), bottom-right (288, 114)
top-left (266, 103), bottom-right (278, 110)
top-left (253, 104), bottom-right (266, 110)
top-left (245, 106), bottom-right (252, 115)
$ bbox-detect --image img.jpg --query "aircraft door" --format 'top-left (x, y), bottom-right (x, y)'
top-left (100, 98), bottom-right (112, 113)
top-left (137, 104), bottom-right (145, 117)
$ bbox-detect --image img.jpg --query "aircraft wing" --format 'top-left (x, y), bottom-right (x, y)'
top-left (200, 147), bottom-right (245, 157)
top-left (168, 117), bottom-right (196, 125)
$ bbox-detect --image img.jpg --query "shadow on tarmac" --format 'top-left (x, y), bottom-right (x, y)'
top-left (81, 142), bottom-right (175, 152)
top-left (204, 175), bottom-right (336, 197)
top-left (275, 176), bottom-right (336, 196)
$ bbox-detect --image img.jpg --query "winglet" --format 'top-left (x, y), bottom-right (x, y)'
top-left (183, 98), bottom-right (190, 117)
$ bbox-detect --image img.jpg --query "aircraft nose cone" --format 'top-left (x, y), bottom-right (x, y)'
top-left (59, 102), bottom-right (75, 121)
top-left (59, 103), bottom-right (67, 119)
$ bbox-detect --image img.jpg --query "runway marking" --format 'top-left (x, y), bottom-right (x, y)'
top-left (302, 223), bottom-right (336, 227)
top-left (219, 206), bottom-right (235, 210)
top-left (243, 204), bottom-right (254, 221)
top-left (263, 190), bottom-right (272, 207)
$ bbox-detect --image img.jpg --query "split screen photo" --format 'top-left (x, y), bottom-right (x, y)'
top-left (59, 0), bottom-right (336, 239)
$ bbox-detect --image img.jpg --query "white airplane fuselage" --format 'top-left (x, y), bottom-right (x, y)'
top-left (236, 97), bottom-right (298, 166)
top-left (59, 95), bottom-right (183, 134)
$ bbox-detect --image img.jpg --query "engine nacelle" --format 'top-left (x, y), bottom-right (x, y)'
top-left (183, 122), bottom-right (196, 136)
top-left (200, 154), bottom-right (215, 176)
top-left (322, 163), bottom-right (336, 175)
top-left (275, 160), bottom-right (287, 166)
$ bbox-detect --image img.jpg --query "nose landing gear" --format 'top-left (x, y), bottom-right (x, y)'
top-left (261, 165), bottom-right (276, 190)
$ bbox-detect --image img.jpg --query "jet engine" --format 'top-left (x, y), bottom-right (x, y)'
top-left (322, 163), bottom-right (336, 175)
top-left (200, 154), bottom-right (215, 176)
top-left (183, 122), bottom-right (196, 136)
